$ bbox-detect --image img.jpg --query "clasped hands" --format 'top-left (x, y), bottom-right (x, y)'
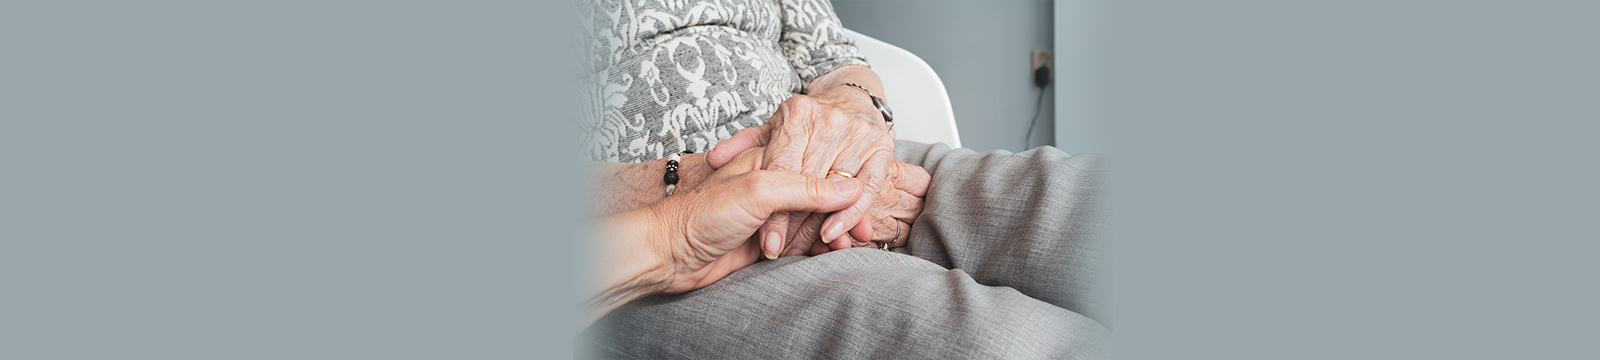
top-left (624, 88), bottom-right (932, 295)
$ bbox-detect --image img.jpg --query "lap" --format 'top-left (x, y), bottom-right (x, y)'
top-left (586, 249), bottom-right (1107, 359)
top-left (895, 140), bottom-right (1111, 326)
top-left (584, 142), bottom-right (1112, 359)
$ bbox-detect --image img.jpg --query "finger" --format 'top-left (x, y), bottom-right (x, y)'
top-left (819, 149), bottom-right (894, 242)
top-left (894, 220), bottom-right (911, 247)
top-left (828, 233), bottom-right (851, 250)
top-left (846, 219), bottom-right (873, 248)
top-left (815, 171), bottom-right (858, 243)
top-left (708, 123), bottom-right (772, 169)
top-left (780, 212), bottom-right (826, 257)
top-left (761, 216), bottom-right (789, 260)
top-left (870, 189), bottom-right (924, 247)
top-left (831, 201), bottom-right (869, 250)
top-left (739, 171), bottom-right (864, 259)
top-left (690, 240), bottom-right (763, 290)
top-left (889, 160), bottom-right (932, 198)
top-left (761, 100), bottom-right (810, 174)
top-left (885, 189), bottom-right (925, 221)
top-left (829, 218), bottom-right (860, 251)
top-left (794, 111), bottom-right (877, 181)
top-left (722, 146), bottom-right (786, 259)
top-left (789, 212), bottom-right (827, 248)
top-left (870, 219), bottom-right (911, 248)
top-left (837, 233), bottom-right (862, 248)
top-left (809, 240), bottom-right (830, 256)
top-left (812, 115), bottom-right (880, 176)
top-left (760, 209), bottom-right (809, 259)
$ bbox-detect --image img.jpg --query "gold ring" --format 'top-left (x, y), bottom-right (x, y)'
top-left (827, 170), bottom-right (854, 179)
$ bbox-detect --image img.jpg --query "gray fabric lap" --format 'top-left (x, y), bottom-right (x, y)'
top-left (587, 249), bottom-right (1108, 359)
top-left (586, 141), bottom-right (1111, 358)
top-left (893, 140), bottom-right (1111, 327)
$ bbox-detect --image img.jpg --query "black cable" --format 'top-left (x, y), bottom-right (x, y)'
top-left (1023, 86), bottom-right (1048, 149)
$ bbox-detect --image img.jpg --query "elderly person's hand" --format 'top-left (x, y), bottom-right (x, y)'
top-left (773, 158), bottom-right (929, 257)
top-left (589, 147), bottom-right (865, 324)
top-left (706, 71), bottom-right (903, 259)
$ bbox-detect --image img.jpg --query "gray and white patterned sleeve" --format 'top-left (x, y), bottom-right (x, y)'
top-left (779, 0), bottom-right (870, 88)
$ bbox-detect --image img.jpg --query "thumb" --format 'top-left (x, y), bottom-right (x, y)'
top-left (708, 123), bottom-right (772, 169)
top-left (736, 171), bottom-right (864, 218)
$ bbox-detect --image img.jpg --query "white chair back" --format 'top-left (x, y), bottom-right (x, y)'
top-left (842, 28), bottom-right (962, 148)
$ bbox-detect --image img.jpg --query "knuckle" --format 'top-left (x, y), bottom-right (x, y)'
top-left (860, 173), bottom-right (889, 195)
top-left (741, 172), bottom-right (775, 194)
top-left (833, 203), bottom-right (862, 219)
top-left (767, 215), bottom-right (788, 227)
top-left (766, 152), bottom-right (801, 172)
top-left (734, 147), bottom-right (762, 162)
top-left (805, 178), bottom-right (832, 203)
top-left (904, 198), bottom-right (925, 218)
top-left (790, 95), bottom-right (817, 107)
top-left (782, 97), bottom-right (816, 116)
top-left (873, 217), bottom-right (895, 235)
top-left (877, 135), bottom-right (897, 147)
top-left (909, 163), bottom-right (930, 178)
top-left (849, 111), bottom-right (874, 125)
top-left (829, 111), bottom-right (854, 125)
top-left (893, 193), bottom-right (917, 211)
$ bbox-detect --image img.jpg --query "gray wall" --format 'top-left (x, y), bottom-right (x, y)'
top-left (833, 0), bottom-right (1055, 152)
top-left (1053, 0), bottom-right (1111, 154)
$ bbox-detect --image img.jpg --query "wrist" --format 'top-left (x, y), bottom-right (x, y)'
top-left (808, 64), bottom-right (881, 96)
top-left (597, 154), bottom-right (712, 215)
top-left (640, 201), bottom-right (685, 293)
top-left (811, 85), bottom-right (891, 127)
top-left (812, 85), bottom-right (873, 107)
top-left (642, 153), bottom-right (710, 200)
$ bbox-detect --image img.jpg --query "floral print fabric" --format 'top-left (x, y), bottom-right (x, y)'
top-left (579, 0), bottom-right (868, 162)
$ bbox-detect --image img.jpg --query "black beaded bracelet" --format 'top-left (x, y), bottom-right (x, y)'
top-left (664, 151), bottom-right (691, 196)
top-left (664, 153), bottom-right (680, 196)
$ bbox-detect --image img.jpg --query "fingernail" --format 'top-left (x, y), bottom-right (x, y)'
top-left (763, 231), bottom-right (781, 260)
top-left (833, 178), bottom-right (859, 196)
top-left (822, 222), bottom-right (846, 243)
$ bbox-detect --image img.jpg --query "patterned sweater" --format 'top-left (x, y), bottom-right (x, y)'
top-left (580, 0), bottom-right (868, 162)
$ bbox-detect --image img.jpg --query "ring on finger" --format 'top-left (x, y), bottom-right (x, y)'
top-left (828, 169), bottom-right (854, 179)
top-left (877, 222), bottom-right (902, 251)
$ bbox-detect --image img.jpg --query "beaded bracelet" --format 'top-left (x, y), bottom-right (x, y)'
top-left (664, 153), bottom-right (682, 196)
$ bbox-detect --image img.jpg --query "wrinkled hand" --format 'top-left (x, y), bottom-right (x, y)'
top-left (707, 89), bottom-right (904, 258)
top-left (651, 147), bottom-right (864, 293)
top-left (775, 159), bottom-right (929, 256)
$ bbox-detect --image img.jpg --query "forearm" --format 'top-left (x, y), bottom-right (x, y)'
top-left (807, 64), bottom-right (884, 98)
top-left (588, 153), bottom-right (714, 216)
top-left (584, 208), bottom-right (674, 327)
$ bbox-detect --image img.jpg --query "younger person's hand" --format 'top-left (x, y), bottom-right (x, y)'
top-left (647, 147), bottom-right (864, 293)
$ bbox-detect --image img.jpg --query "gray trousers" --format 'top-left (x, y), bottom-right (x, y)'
top-left (585, 141), bottom-right (1110, 359)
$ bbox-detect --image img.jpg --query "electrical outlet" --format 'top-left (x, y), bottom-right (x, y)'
top-left (1031, 49), bottom-right (1053, 87)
